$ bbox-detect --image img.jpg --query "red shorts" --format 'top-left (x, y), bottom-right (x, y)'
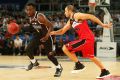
top-left (65, 39), bottom-right (94, 58)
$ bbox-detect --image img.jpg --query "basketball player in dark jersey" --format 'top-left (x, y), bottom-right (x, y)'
top-left (25, 3), bottom-right (62, 77)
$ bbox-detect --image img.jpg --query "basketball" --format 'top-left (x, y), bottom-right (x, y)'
top-left (7, 22), bottom-right (20, 34)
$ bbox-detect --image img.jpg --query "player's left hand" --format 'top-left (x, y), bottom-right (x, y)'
top-left (50, 31), bottom-right (56, 35)
top-left (102, 23), bottom-right (113, 28)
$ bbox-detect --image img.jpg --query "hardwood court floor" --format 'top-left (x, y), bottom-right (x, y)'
top-left (0, 56), bottom-right (120, 80)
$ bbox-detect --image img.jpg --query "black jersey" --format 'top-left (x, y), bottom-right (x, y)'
top-left (29, 11), bottom-right (48, 38)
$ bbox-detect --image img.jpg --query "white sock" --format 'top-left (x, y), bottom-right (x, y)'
top-left (30, 59), bottom-right (36, 63)
top-left (56, 64), bottom-right (61, 69)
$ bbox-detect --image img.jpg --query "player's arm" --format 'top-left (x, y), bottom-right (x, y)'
top-left (37, 13), bottom-right (53, 34)
top-left (75, 13), bottom-right (112, 28)
top-left (50, 20), bottom-right (71, 35)
top-left (37, 13), bottom-right (53, 41)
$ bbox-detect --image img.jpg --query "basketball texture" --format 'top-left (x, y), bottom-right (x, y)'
top-left (7, 22), bottom-right (20, 34)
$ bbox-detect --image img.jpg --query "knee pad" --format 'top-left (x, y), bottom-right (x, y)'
top-left (47, 52), bottom-right (54, 58)
top-left (47, 51), bottom-right (58, 66)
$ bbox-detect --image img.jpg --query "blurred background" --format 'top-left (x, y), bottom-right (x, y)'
top-left (0, 0), bottom-right (120, 57)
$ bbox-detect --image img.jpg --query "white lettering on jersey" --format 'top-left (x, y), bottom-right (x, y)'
top-left (72, 21), bottom-right (81, 28)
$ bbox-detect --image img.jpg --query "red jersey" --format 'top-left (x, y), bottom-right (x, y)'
top-left (71, 20), bottom-right (94, 40)
top-left (65, 20), bottom-right (95, 58)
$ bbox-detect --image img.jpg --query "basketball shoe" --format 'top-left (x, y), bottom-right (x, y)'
top-left (54, 64), bottom-right (63, 77)
top-left (71, 62), bottom-right (85, 73)
top-left (26, 60), bottom-right (39, 71)
top-left (97, 69), bottom-right (110, 78)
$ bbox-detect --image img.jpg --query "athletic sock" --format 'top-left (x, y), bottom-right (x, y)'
top-left (56, 64), bottom-right (61, 69)
top-left (76, 61), bottom-right (81, 64)
top-left (101, 69), bottom-right (106, 71)
top-left (30, 59), bottom-right (36, 63)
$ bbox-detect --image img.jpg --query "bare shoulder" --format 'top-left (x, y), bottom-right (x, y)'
top-left (37, 13), bottom-right (46, 19)
top-left (74, 12), bottom-right (84, 20)
top-left (75, 12), bottom-right (88, 17)
top-left (37, 12), bottom-right (52, 26)
top-left (74, 12), bottom-right (91, 20)
top-left (37, 13), bottom-right (46, 18)
top-left (37, 13), bottom-right (47, 23)
top-left (74, 12), bottom-right (82, 16)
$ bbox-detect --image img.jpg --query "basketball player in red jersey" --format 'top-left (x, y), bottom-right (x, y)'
top-left (50, 5), bottom-right (112, 78)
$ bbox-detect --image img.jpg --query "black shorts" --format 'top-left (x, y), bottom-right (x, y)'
top-left (26, 36), bottom-right (53, 54)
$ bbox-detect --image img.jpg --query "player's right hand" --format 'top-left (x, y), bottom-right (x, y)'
top-left (102, 23), bottom-right (113, 28)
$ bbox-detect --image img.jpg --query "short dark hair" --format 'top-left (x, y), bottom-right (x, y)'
top-left (26, 3), bottom-right (36, 9)
top-left (25, 32), bottom-right (30, 35)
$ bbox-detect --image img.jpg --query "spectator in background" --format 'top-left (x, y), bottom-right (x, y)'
top-left (2, 17), bottom-right (9, 32)
top-left (5, 37), bottom-right (14, 55)
top-left (53, 19), bottom-right (61, 30)
top-left (3, 32), bottom-right (13, 55)
top-left (21, 33), bottom-right (30, 55)
top-left (55, 37), bottom-right (64, 56)
top-left (14, 34), bottom-right (23, 55)
top-left (38, 44), bottom-right (46, 56)
top-left (95, 30), bottom-right (103, 42)
top-left (0, 32), bottom-right (4, 55)
top-left (59, 19), bottom-right (66, 28)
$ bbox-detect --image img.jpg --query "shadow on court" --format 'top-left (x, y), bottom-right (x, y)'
top-left (0, 65), bottom-right (51, 69)
top-left (97, 75), bottom-right (120, 80)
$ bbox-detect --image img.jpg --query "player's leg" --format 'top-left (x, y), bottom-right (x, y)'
top-left (83, 41), bottom-right (110, 78)
top-left (25, 38), bottom-right (40, 71)
top-left (44, 37), bottom-right (63, 77)
top-left (47, 51), bottom-right (63, 77)
top-left (90, 57), bottom-right (110, 78)
top-left (62, 39), bottom-right (86, 73)
top-left (62, 45), bottom-right (78, 62)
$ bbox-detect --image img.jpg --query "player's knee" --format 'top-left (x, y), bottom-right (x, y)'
top-left (50, 52), bottom-right (54, 55)
top-left (47, 52), bottom-right (55, 59)
top-left (47, 52), bottom-right (54, 57)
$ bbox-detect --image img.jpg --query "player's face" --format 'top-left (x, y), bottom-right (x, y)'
top-left (16, 36), bottom-right (19, 40)
top-left (64, 8), bottom-right (70, 18)
top-left (25, 6), bottom-right (35, 17)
